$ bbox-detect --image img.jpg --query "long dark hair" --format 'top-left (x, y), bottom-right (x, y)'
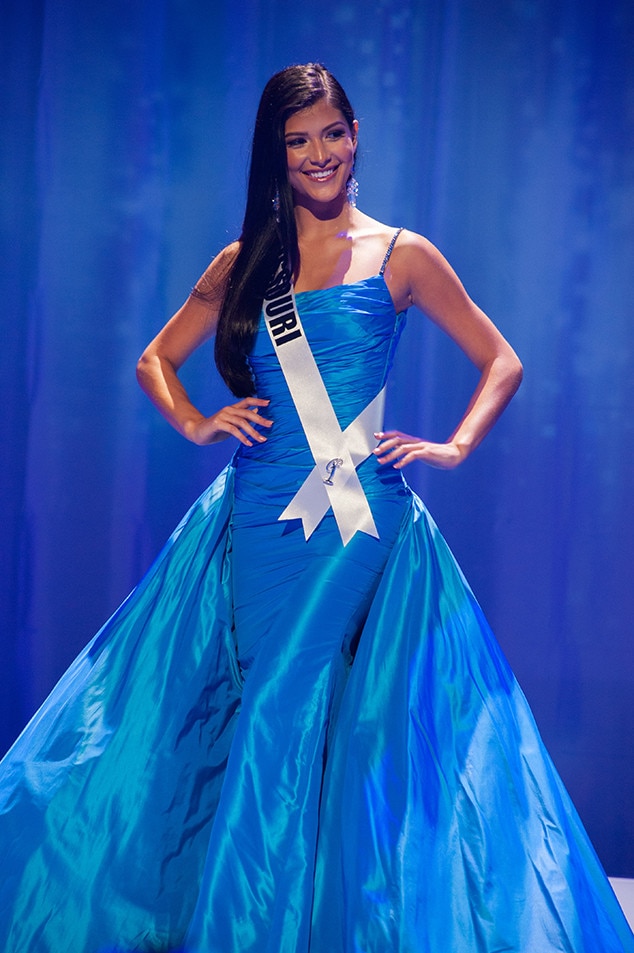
top-left (212, 63), bottom-right (356, 396)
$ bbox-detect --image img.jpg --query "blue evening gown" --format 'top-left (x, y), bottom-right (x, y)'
top-left (0, 256), bottom-right (632, 951)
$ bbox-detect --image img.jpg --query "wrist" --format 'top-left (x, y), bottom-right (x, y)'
top-left (182, 413), bottom-right (209, 444)
top-left (450, 438), bottom-right (473, 463)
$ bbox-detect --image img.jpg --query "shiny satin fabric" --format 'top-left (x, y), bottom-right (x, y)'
top-left (0, 277), bottom-right (632, 951)
top-left (0, 467), bottom-right (241, 949)
top-left (311, 495), bottom-right (633, 952)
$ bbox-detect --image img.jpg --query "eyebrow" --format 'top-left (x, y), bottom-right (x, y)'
top-left (284, 121), bottom-right (347, 137)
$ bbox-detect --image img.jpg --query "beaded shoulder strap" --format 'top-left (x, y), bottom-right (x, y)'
top-left (379, 227), bottom-right (404, 275)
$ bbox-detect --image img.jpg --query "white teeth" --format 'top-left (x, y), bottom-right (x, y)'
top-left (307, 168), bottom-right (336, 179)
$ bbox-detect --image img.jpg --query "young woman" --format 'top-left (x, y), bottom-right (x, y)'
top-left (0, 63), bottom-right (632, 953)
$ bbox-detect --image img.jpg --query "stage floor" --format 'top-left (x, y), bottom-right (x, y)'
top-left (610, 878), bottom-right (634, 929)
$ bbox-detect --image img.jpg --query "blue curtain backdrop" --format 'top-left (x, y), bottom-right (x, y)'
top-left (1, 0), bottom-right (632, 874)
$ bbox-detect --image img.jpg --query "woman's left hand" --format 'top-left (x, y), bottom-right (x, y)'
top-left (373, 431), bottom-right (465, 470)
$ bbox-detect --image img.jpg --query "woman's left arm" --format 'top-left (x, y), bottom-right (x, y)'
top-left (375, 231), bottom-right (523, 470)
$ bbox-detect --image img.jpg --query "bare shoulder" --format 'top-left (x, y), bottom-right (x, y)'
top-left (389, 228), bottom-right (449, 273)
top-left (382, 228), bottom-right (471, 314)
top-left (349, 212), bottom-right (412, 280)
top-left (353, 217), bottom-right (440, 271)
top-left (194, 240), bottom-right (241, 299)
top-left (215, 239), bottom-right (241, 268)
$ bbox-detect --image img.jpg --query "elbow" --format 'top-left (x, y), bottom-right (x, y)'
top-left (491, 349), bottom-right (523, 400)
top-left (499, 339), bottom-right (523, 385)
top-left (503, 353), bottom-right (523, 401)
top-left (136, 349), bottom-right (154, 393)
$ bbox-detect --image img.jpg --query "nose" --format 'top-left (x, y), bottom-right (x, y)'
top-left (307, 140), bottom-right (329, 166)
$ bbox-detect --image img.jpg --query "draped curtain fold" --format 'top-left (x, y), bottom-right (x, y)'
top-left (1, 0), bottom-right (632, 873)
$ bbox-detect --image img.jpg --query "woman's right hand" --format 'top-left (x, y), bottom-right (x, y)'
top-left (187, 398), bottom-right (273, 447)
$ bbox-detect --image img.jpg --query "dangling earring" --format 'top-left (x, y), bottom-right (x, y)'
top-left (346, 169), bottom-right (359, 207)
top-left (272, 186), bottom-right (280, 223)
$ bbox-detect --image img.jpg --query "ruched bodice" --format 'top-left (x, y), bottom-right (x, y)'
top-left (234, 275), bottom-right (408, 516)
top-left (249, 275), bottom-right (405, 435)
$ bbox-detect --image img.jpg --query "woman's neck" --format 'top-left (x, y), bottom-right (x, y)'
top-left (293, 198), bottom-right (357, 241)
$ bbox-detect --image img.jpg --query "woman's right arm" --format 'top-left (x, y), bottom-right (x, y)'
top-left (136, 243), bottom-right (272, 448)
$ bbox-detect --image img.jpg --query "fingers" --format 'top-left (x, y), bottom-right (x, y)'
top-left (373, 430), bottom-right (447, 469)
top-left (234, 398), bottom-right (273, 424)
top-left (216, 398), bottom-right (273, 447)
top-left (236, 408), bottom-right (274, 431)
top-left (373, 431), bottom-right (464, 470)
top-left (372, 430), bottom-right (417, 466)
top-left (238, 397), bottom-right (271, 412)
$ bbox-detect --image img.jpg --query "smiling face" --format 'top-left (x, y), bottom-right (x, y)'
top-left (284, 99), bottom-right (358, 211)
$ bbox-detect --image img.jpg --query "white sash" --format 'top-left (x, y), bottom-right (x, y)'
top-left (262, 255), bottom-right (384, 546)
